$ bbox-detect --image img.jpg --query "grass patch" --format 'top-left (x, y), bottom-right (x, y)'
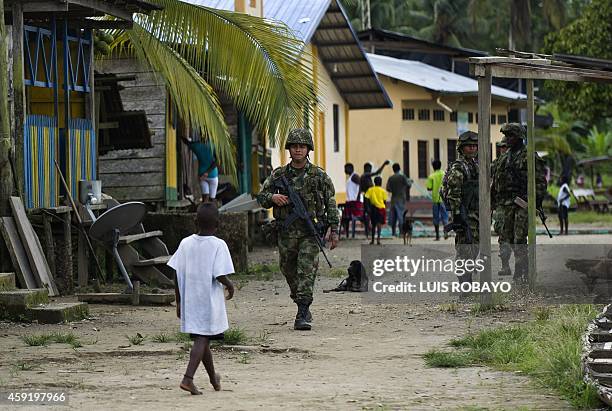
top-left (568, 211), bottom-right (612, 225)
top-left (22, 332), bottom-right (82, 348)
top-left (326, 267), bottom-right (347, 278)
top-left (423, 350), bottom-right (473, 368)
top-left (438, 302), bottom-right (459, 313)
top-left (221, 327), bottom-right (249, 345)
top-left (126, 333), bottom-right (145, 345)
top-left (426, 305), bottom-right (601, 408)
top-left (235, 263), bottom-right (280, 281)
top-left (173, 332), bottom-right (191, 343)
top-left (151, 333), bottom-right (173, 343)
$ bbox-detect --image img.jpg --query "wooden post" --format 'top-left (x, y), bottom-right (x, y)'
top-left (63, 211), bottom-right (73, 291)
top-left (42, 214), bottom-right (56, 278)
top-left (77, 230), bottom-right (89, 288)
top-left (477, 66), bottom-right (492, 305)
top-left (131, 281), bottom-right (140, 306)
top-left (11, 1), bottom-right (25, 199)
top-left (527, 79), bottom-right (537, 289)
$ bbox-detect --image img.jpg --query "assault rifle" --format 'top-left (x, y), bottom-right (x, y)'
top-left (513, 196), bottom-right (553, 238)
top-left (444, 204), bottom-right (473, 243)
top-left (274, 175), bottom-right (333, 268)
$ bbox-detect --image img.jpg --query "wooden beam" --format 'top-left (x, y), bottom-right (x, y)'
top-left (477, 66), bottom-right (492, 305)
top-left (527, 79), bottom-right (536, 290)
top-left (490, 64), bottom-right (612, 83)
top-left (66, 0), bottom-right (133, 21)
top-left (468, 56), bottom-right (552, 66)
top-left (23, 1), bottom-right (69, 12)
top-left (71, 18), bottom-right (133, 29)
top-left (11, 1), bottom-right (25, 199)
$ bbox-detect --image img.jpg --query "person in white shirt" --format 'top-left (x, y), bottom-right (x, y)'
top-left (342, 163), bottom-right (364, 238)
top-left (557, 176), bottom-right (572, 235)
top-left (168, 202), bottom-right (235, 395)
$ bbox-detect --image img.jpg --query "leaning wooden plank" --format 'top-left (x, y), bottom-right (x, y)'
top-left (0, 217), bottom-right (37, 289)
top-left (9, 197), bottom-right (59, 296)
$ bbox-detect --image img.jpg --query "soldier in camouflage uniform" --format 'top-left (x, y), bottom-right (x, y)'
top-left (491, 137), bottom-right (511, 276)
top-left (257, 129), bottom-right (339, 331)
top-left (491, 123), bottom-right (547, 282)
top-left (445, 131), bottom-right (479, 284)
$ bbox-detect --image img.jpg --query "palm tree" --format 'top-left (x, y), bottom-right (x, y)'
top-left (106, 0), bottom-right (317, 179)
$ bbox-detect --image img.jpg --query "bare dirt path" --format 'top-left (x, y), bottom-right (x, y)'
top-left (3, 234), bottom-right (607, 410)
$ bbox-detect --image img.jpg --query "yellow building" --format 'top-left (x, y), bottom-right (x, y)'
top-left (349, 53), bottom-right (527, 193)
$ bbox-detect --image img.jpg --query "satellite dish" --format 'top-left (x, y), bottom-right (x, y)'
top-left (89, 202), bottom-right (147, 292)
top-left (90, 202), bottom-right (147, 243)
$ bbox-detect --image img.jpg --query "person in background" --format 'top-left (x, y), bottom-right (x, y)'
top-left (426, 159), bottom-right (448, 241)
top-left (386, 163), bottom-right (412, 237)
top-left (557, 176), bottom-right (571, 235)
top-left (181, 136), bottom-right (219, 203)
top-left (342, 163), bottom-right (364, 239)
top-left (359, 161), bottom-right (390, 238)
top-left (365, 176), bottom-right (387, 245)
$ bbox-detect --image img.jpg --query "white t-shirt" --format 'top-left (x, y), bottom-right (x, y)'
top-left (167, 235), bottom-right (234, 336)
top-left (346, 172), bottom-right (360, 202)
top-left (557, 183), bottom-right (571, 208)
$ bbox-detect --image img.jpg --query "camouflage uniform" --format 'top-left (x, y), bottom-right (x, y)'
top-left (491, 123), bottom-right (547, 281)
top-left (257, 129), bottom-right (339, 329)
top-left (445, 131), bottom-right (479, 283)
top-left (491, 138), bottom-right (511, 276)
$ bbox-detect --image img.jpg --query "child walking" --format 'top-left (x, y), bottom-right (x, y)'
top-left (167, 202), bottom-right (235, 395)
top-left (365, 176), bottom-right (388, 245)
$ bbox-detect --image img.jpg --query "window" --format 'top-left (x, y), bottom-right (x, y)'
top-left (447, 139), bottom-right (457, 164)
top-left (402, 108), bottom-right (414, 120)
top-left (468, 112), bottom-right (473, 123)
top-left (491, 114), bottom-right (496, 124)
top-left (418, 140), bottom-right (428, 178)
top-left (433, 110), bottom-right (445, 121)
top-left (498, 114), bottom-right (507, 124)
top-left (450, 111), bottom-right (457, 122)
top-left (434, 139), bottom-right (440, 161)
top-left (403, 141), bottom-right (410, 178)
top-left (333, 104), bottom-right (339, 152)
top-left (418, 109), bottom-right (430, 121)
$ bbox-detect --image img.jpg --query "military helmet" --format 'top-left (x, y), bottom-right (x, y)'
top-left (496, 135), bottom-right (508, 147)
top-left (457, 131), bottom-right (478, 148)
top-left (284, 128), bottom-right (314, 150)
top-left (500, 123), bottom-right (525, 139)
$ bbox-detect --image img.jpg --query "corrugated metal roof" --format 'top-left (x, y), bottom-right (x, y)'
top-left (180, 0), bottom-right (329, 43)
top-left (368, 53), bottom-right (526, 101)
top-left (180, 0), bottom-right (392, 109)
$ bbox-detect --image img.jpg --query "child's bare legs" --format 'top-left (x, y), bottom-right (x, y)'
top-left (181, 336), bottom-right (218, 394)
top-left (201, 340), bottom-right (221, 391)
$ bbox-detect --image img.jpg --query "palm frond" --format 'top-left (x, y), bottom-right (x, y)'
top-left (109, 24), bottom-right (236, 183)
top-left (135, 0), bottom-right (317, 147)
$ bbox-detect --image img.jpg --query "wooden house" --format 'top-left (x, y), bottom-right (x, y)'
top-left (5, 0), bottom-right (158, 209)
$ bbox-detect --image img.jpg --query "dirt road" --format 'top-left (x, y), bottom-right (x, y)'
top-left (3, 234), bottom-right (607, 410)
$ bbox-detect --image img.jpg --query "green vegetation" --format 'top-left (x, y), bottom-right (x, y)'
top-left (22, 332), bottom-right (82, 349)
top-left (126, 333), bottom-right (145, 345)
top-left (222, 327), bottom-right (249, 345)
top-left (569, 211), bottom-right (612, 225)
top-left (423, 305), bottom-right (601, 408)
top-left (151, 333), bottom-right (173, 343)
top-left (235, 263), bottom-right (281, 281)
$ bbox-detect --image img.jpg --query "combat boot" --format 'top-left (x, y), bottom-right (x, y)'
top-left (305, 303), bottom-right (312, 322)
top-left (294, 303), bottom-right (312, 330)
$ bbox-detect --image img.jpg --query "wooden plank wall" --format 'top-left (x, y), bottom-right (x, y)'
top-left (96, 58), bottom-right (166, 203)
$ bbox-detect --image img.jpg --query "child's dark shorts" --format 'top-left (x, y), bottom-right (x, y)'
top-left (190, 333), bottom-right (225, 341)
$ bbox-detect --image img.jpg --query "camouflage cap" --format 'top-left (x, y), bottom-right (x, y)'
top-left (500, 123), bottom-right (525, 138)
top-left (457, 131), bottom-right (478, 148)
top-left (285, 128), bottom-right (314, 150)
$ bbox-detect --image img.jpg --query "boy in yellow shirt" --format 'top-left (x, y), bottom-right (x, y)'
top-left (365, 176), bottom-right (387, 245)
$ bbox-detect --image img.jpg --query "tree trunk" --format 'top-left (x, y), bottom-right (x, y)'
top-left (0, 0), bottom-right (14, 217)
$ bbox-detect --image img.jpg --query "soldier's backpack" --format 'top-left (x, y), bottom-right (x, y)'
top-left (324, 260), bottom-right (368, 292)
